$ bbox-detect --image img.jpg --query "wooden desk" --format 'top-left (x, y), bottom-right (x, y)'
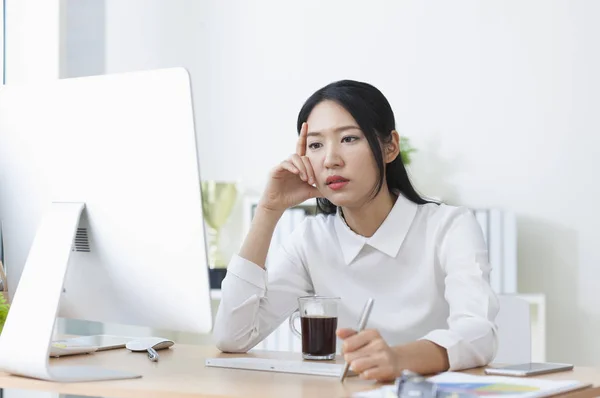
top-left (0, 345), bottom-right (599, 398)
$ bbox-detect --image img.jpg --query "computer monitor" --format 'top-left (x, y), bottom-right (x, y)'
top-left (0, 68), bottom-right (213, 381)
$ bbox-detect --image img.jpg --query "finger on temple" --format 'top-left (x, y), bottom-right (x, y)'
top-left (296, 122), bottom-right (308, 156)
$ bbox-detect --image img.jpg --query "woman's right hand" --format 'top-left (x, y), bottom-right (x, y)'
top-left (259, 122), bottom-right (321, 212)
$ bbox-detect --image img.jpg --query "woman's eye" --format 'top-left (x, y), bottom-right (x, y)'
top-left (342, 136), bottom-right (359, 143)
top-left (308, 142), bottom-right (322, 150)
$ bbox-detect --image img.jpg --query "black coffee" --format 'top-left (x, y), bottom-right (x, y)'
top-left (300, 316), bottom-right (338, 356)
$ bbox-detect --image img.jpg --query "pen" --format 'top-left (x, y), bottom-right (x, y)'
top-left (340, 297), bottom-right (374, 382)
top-left (147, 347), bottom-right (159, 362)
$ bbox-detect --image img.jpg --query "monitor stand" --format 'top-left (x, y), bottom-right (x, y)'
top-left (0, 202), bottom-right (141, 382)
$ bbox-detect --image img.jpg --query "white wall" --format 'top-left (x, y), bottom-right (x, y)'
top-left (20, 0), bottom-right (600, 365)
top-left (62, 0), bottom-right (104, 78)
top-left (89, 0), bottom-right (600, 365)
top-left (4, 0), bottom-right (61, 82)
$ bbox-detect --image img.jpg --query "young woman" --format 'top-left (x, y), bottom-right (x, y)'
top-left (213, 80), bottom-right (499, 381)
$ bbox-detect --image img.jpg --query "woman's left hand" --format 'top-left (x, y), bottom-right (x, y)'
top-left (337, 328), bottom-right (400, 381)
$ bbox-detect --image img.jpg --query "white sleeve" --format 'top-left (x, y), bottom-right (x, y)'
top-left (420, 209), bottom-right (500, 370)
top-left (212, 220), bottom-right (313, 352)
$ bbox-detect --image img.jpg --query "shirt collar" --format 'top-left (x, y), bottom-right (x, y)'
top-left (334, 194), bottom-right (419, 265)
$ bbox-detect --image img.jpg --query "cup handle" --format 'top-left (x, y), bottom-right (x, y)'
top-left (289, 310), bottom-right (302, 339)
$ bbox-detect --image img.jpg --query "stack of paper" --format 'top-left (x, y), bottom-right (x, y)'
top-left (353, 372), bottom-right (589, 398)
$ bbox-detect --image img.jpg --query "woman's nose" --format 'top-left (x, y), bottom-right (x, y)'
top-left (323, 147), bottom-right (344, 169)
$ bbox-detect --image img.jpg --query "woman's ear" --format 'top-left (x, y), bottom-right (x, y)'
top-left (384, 130), bottom-right (401, 163)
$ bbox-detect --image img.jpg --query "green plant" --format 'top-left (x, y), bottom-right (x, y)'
top-left (0, 293), bottom-right (9, 334)
top-left (400, 136), bottom-right (416, 166)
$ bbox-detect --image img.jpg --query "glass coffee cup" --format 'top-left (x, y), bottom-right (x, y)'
top-left (289, 296), bottom-right (340, 360)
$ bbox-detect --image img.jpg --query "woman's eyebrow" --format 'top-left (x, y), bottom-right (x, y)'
top-left (334, 125), bottom-right (361, 133)
top-left (308, 125), bottom-right (361, 136)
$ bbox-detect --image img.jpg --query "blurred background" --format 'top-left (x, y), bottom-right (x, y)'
top-left (2, 0), bottom-right (600, 367)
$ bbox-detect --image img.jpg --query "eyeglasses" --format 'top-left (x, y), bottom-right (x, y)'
top-left (394, 370), bottom-right (476, 398)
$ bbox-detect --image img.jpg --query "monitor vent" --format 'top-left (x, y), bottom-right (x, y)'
top-left (72, 228), bottom-right (91, 252)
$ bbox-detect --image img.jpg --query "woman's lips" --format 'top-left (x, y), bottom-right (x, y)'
top-left (325, 176), bottom-right (350, 191)
top-left (327, 181), bottom-right (348, 190)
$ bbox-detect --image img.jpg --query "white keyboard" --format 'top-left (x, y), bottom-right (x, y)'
top-left (205, 357), bottom-right (345, 377)
top-left (49, 342), bottom-right (98, 357)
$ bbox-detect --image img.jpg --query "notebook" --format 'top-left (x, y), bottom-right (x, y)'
top-left (205, 357), bottom-right (347, 377)
top-left (353, 371), bottom-right (591, 398)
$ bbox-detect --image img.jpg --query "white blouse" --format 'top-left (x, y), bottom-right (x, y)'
top-left (213, 194), bottom-right (499, 370)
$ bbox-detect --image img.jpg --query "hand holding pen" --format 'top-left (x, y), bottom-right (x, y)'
top-left (338, 295), bottom-right (401, 381)
top-left (339, 298), bottom-right (374, 382)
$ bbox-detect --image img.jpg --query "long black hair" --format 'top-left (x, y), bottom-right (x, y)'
top-left (297, 80), bottom-right (433, 214)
